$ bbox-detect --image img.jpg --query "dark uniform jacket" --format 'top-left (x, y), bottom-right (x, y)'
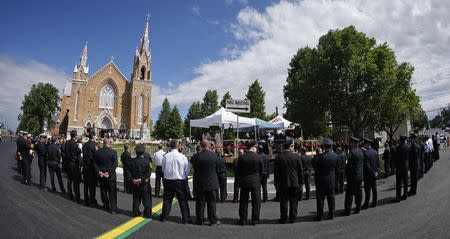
top-left (315, 150), bottom-right (338, 189)
top-left (346, 147), bottom-right (365, 182)
top-left (17, 138), bottom-right (31, 159)
top-left (363, 147), bottom-right (379, 179)
top-left (409, 142), bottom-right (419, 170)
top-left (301, 154), bottom-right (312, 176)
top-left (237, 151), bottom-right (263, 188)
top-left (120, 151), bottom-right (132, 169)
top-left (217, 155), bottom-right (227, 179)
top-left (274, 150), bottom-right (303, 189)
top-left (82, 140), bottom-right (96, 168)
top-left (193, 150), bottom-right (220, 191)
top-left (65, 139), bottom-right (81, 164)
top-left (395, 143), bottom-right (410, 171)
top-left (94, 147), bottom-right (118, 180)
top-left (336, 154), bottom-right (345, 173)
top-left (260, 153), bottom-right (270, 178)
top-left (35, 141), bottom-right (48, 159)
top-left (47, 144), bottom-right (62, 163)
top-left (127, 155), bottom-right (151, 186)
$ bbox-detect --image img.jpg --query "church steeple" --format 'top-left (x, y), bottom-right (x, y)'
top-left (132, 15), bottom-right (151, 81)
top-left (73, 42), bottom-right (89, 81)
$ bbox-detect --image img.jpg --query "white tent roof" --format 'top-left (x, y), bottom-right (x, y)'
top-left (190, 107), bottom-right (255, 129)
top-left (269, 115), bottom-right (296, 129)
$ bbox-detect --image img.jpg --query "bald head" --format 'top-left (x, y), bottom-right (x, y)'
top-left (200, 140), bottom-right (210, 150)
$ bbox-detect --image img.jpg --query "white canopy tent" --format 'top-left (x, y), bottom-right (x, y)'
top-left (190, 107), bottom-right (255, 129)
top-left (269, 115), bottom-right (297, 130)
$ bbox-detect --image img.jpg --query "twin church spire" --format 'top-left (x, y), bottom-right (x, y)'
top-left (73, 15), bottom-right (151, 81)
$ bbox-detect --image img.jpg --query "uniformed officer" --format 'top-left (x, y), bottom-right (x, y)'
top-left (236, 142), bottom-right (264, 226)
top-left (299, 147), bottom-right (312, 200)
top-left (35, 135), bottom-right (48, 190)
top-left (17, 133), bottom-right (32, 185)
top-left (344, 136), bottom-right (364, 216)
top-left (315, 138), bottom-right (338, 220)
top-left (408, 133), bottom-right (419, 196)
top-left (335, 147), bottom-right (345, 194)
top-left (274, 140), bottom-right (303, 224)
top-left (47, 138), bottom-right (66, 193)
top-left (393, 136), bottom-right (410, 202)
top-left (65, 130), bottom-right (82, 203)
top-left (120, 144), bottom-right (132, 194)
top-left (82, 131), bottom-right (98, 206)
top-left (127, 144), bottom-right (152, 218)
top-left (258, 145), bottom-right (270, 202)
top-left (94, 138), bottom-right (118, 214)
top-left (362, 138), bottom-right (379, 209)
top-left (216, 149), bottom-right (228, 203)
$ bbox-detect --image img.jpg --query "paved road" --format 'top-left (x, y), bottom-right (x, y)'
top-left (0, 140), bottom-right (449, 239)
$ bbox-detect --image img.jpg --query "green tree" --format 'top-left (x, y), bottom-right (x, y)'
top-left (153, 98), bottom-right (171, 139)
top-left (220, 91), bottom-right (232, 108)
top-left (201, 89), bottom-right (219, 117)
top-left (246, 79), bottom-right (266, 119)
top-left (167, 106), bottom-right (184, 139)
top-left (184, 101), bottom-right (203, 138)
top-left (17, 82), bottom-right (59, 135)
top-left (412, 108), bottom-right (429, 130)
top-left (284, 26), bottom-right (420, 137)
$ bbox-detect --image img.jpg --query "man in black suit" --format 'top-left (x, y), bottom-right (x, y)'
top-left (94, 138), bottom-right (118, 214)
top-left (344, 136), bottom-right (364, 216)
top-left (193, 140), bottom-right (221, 226)
top-left (315, 138), bottom-right (338, 220)
top-left (35, 135), bottom-right (48, 190)
top-left (299, 147), bottom-right (312, 200)
top-left (274, 141), bottom-right (303, 224)
top-left (65, 130), bottom-right (82, 203)
top-left (362, 138), bottom-right (379, 209)
top-left (258, 145), bottom-right (270, 202)
top-left (82, 132), bottom-right (98, 206)
top-left (409, 133), bottom-right (419, 196)
top-left (335, 147), bottom-right (345, 194)
top-left (127, 144), bottom-right (152, 218)
top-left (236, 142), bottom-right (263, 226)
top-left (120, 144), bottom-right (132, 194)
top-left (216, 149), bottom-right (227, 203)
top-left (394, 136), bottom-right (410, 202)
top-left (47, 138), bottom-right (66, 193)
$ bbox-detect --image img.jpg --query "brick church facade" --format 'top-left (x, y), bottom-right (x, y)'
top-left (58, 17), bottom-right (152, 138)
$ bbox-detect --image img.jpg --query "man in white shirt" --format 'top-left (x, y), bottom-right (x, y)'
top-left (160, 140), bottom-right (192, 224)
top-left (153, 144), bottom-right (165, 197)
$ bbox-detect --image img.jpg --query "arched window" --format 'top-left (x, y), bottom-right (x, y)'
top-left (74, 91), bottom-right (80, 120)
top-left (138, 95), bottom-right (143, 123)
top-left (99, 83), bottom-right (115, 109)
top-left (140, 66), bottom-right (146, 80)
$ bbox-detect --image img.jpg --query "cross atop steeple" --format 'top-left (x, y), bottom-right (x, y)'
top-left (109, 56), bottom-right (115, 62)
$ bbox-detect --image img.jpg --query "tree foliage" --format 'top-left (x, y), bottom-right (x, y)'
top-left (284, 26), bottom-right (420, 137)
top-left (201, 90), bottom-right (220, 117)
top-left (17, 82), bottom-right (59, 135)
top-left (246, 79), bottom-right (266, 119)
top-left (167, 106), bottom-right (184, 139)
top-left (184, 101), bottom-right (203, 139)
top-left (220, 91), bottom-right (232, 108)
top-left (153, 98), bottom-right (171, 139)
top-left (412, 108), bottom-right (429, 130)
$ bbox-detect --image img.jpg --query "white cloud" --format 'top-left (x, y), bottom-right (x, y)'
top-left (191, 5), bottom-right (200, 16)
top-left (0, 56), bottom-right (69, 130)
top-left (151, 0), bottom-right (450, 120)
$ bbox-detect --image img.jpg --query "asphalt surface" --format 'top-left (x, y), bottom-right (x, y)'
top-left (0, 139), bottom-right (449, 239)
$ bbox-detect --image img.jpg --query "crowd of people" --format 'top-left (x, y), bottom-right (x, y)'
top-left (14, 128), bottom-right (443, 226)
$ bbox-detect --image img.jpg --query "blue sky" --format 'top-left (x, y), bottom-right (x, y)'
top-left (2, 0), bottom-right (450, 130)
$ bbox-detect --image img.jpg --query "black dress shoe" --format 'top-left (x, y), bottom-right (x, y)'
top-left (288, 219), bottom-right (295, 224)
top-left (250, 220), bottom-right (259, 226)
top-left (361, 204), bottom-right (369, 210)
top-left (235, 220), bottom-right (245, 226)
top-left (159, 216), bottom-right (165, 222)
top-left (314, 216), bottom-right (322, 221)
top-left (278, 219), bottom-right (287, 224)
top-left (370, 203), bottom-right (377, 208)
top-left (211, 221), bottom-right (221, 226)
top-left (343, 211), bottom-right (351, 216)
top-left (401, 195), bottom-right (407, 200)
top-left (392, 198), bottom-right (401, 203)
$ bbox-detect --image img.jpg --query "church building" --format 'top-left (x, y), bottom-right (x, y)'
top-left (58, 16), bottom-right (152, 138)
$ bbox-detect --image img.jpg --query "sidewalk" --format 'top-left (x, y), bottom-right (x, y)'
top-left (115, 168), bottom-right (317, 196)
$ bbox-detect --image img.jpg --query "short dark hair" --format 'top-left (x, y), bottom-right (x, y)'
top-left (170, 140), bottom-right (179, 149)
top-left (158, 144), bottom-right (163, 150)
top-left (88, 131), bottom-right (95, 139)
top-left (70, 130), bottom-right (77, 139)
